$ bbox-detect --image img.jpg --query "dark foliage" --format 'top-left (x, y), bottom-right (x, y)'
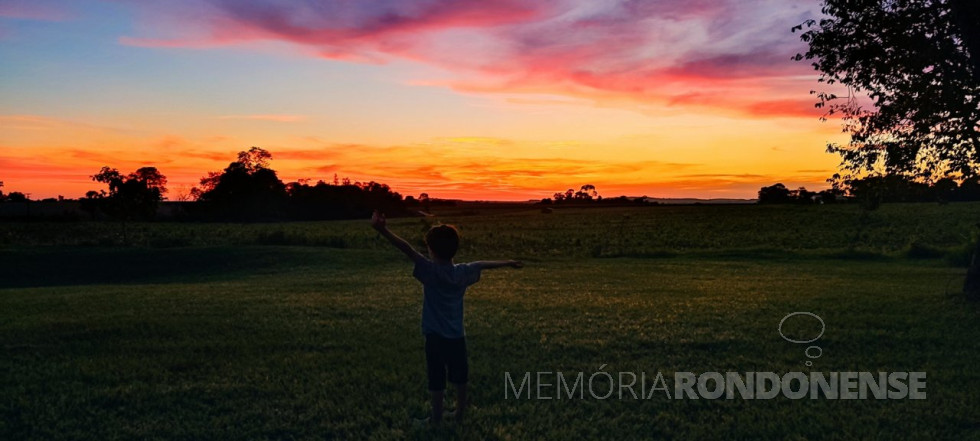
top-left (757, 183), bottom-right (842, 205)
top-left (194, 167), bottom-right (288, 221)
top-left (759, 174), bottom-right (980, 206)
top-left (5, 192), bottom-right (28, 202)
top-left (550, 184), bottom-right (602, 203)
top-left (191, 147), bottom-right (406, 221)
top-left (286, 180), bottom-right (406, 220)
top-left (794, 0), bottom-right (980, 180)
top-left (191, 147), bottom-right (289, 221)
top-left (81, 166), bottom-right (167, 220)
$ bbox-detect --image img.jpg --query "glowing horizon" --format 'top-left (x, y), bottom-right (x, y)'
top-left (0, 0), bottom-right (848, 201)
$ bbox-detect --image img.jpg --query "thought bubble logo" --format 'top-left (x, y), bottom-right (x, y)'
top-left (778, 312), bottom-right (825, 367)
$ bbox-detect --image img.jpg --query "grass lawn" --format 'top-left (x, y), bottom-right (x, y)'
top-left (2, 203), bottom-right (980, 440)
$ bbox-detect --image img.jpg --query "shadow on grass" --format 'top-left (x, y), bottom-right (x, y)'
top-left (0, 246), bottom-right (295, 288)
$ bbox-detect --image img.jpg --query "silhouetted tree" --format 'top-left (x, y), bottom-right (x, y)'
top-left (758, 183), bottom-right (792, 204)
top-left (817, 189), bottom-right (843, 204)
top-left (809, 173), bottom-right (980, 204)
top-left (549, 185), bottom-right (603, 203)
top-left (193, 147), bottom-right (287, 221)
top-left (794, 0), bottom-right (980, 180)
top-left (950, 0), bottom-right (980, 81)
top-left (758, 182), bottom-right (852, 204)
top-left (849, 175), bottom-right (933, 203)
top-left (286, 179), bottom-right (405, 220)
top-left (78, 166), bottom-right (167, 243)
top-left (6, 191), bottom-right (28, 202)
top-left (237, 146), bottom-right (272, 173)
top-left (575, 184), bottom-right (598, 200)
top-left (82, 166), bottom-right (167, 220)
top-left (792, 187), bottom-right (817, 204)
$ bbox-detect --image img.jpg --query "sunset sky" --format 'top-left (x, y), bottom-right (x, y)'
top-left (0, 0), bottom-right (849, 201)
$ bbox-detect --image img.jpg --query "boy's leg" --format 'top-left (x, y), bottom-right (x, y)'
top-left (445, 337), bottom-right (469, 423)
top-left (453, 382), bottom-right (467, 423)
top-left (424, 334), bottom-right (447, 424)
top-left (429, 390), bottom-right (445, 423)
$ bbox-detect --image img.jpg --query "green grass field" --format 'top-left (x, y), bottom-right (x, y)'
top-left (2, 203), bottom-right (980, 440)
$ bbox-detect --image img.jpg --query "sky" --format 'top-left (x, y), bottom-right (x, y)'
top-left (0, 0), bottom-right (849, 201)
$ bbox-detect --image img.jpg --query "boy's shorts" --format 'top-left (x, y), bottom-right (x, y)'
top-left (424, 333), bottom-right (468, 391)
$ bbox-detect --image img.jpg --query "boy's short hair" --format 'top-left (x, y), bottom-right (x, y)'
top-left (425, 224), bottom-right (459, 260)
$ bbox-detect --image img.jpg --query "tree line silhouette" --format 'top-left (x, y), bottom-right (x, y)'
top-left (539, 184), bottom-right (649, 205)
top-left (64, 147), bottom-right (409, 221)
top-left (0, 181), bottom-right (29, 203)
top-left (758, 174), bottom-right (980, 207)
top-left (6, 147), bottom-right (980, 221)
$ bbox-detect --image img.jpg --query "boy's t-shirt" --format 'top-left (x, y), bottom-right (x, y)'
top-left (413, 259), bottom-right (482, 338)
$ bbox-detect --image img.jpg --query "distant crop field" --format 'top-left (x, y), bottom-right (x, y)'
top-left (2, 203), bottom-right (979, 440)
top-left (3, 202), bottom-right (980, 258)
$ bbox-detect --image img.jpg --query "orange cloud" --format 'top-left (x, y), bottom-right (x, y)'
top-left (1, 134), bottom-right (838, 201)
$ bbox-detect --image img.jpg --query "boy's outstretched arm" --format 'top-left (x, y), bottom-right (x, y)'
top-left (471, 260), bottom-right (524, 270)
top-left (371, 210), bottom-right (425, 263)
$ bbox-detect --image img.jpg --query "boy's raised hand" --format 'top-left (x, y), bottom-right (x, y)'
top-left (371, 210), bottom-right (387, 231)
top-left (370, 210), bottom-right (424, 262)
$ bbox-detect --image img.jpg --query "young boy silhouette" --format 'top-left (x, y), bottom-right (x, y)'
top-left (370, 210), bottom-right (523, 425)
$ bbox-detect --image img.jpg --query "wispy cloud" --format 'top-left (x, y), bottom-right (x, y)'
top-left (0, 135), bottom-right (834, 200)
top-left (0, 114), bottom-right (133, 133)
top-left (271, 139), bottom-right (710, 199)
top-left (118, 0), bottom-right (823, 118)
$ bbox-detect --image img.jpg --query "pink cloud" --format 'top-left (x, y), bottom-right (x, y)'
top-left (120, 0), bottom-right (545, 52)
top-left (743, 98), bottom-right (823, 118)
top-left (118, 0), bottom-right (824, 118)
